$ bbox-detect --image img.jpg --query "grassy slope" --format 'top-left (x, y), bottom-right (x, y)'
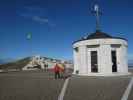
top-left (0, 57), bottom-right (31, 70)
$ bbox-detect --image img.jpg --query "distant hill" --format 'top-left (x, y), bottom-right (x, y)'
top-left (0, 57), bottom-right (31, 70)
top-left (0, 58), bottom-right (16, 64)
top-left (0, 56), bottom-right (73, 70)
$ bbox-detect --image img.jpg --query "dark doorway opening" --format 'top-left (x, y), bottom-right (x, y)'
top-left (91, 51), bottom-right (98, 72)
top-left (112, 51), bottom-right (117, 72)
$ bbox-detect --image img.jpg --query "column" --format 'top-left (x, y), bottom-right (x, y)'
top-left (87, 51), bottom-right (91, 73)
top-left (99, 45), bottom-right (112, 74)
top-left (73, 47), bottom-right (79, 74)
top-left (79, 46), bottom-right (88, 74)
top-left (117, 45), bottom-right (128, 73)
top-left (117, 47), bottom-right (121, 73)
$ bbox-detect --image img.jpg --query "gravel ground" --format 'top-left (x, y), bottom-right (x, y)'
top-left (64, 75), bottom-right (131, 100)
top-left (0, 71), bottom-right (64, 100)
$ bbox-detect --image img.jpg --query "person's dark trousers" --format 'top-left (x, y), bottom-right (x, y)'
top-left (55, 72), bottom-right (60, 79)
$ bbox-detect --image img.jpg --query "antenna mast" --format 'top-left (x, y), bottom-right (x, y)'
top-left (93, 4), bottom-right (101, 31)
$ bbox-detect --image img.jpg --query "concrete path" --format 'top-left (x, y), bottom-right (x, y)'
top-left (58, 78), bottom-right (70, 100)
top-left (121, 77), bottom-right (133, 100)
top-left (0, 71), bottom-right (65, 100)
top-left (64, 76), bottom-right (131, 100)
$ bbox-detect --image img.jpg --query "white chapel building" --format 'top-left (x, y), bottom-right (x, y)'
top-left (73, 30), bottom-right (129, 76)
top-left (73, 4), bottom-right (129, 76)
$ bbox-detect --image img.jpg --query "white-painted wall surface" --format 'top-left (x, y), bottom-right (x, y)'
top-left (73, 38), bottom-right (129, 76)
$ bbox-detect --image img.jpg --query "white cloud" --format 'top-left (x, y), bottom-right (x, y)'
top-left (17, 6), bottom-right (56, 26)
top-left (32, 16), bottom-right (49, 24)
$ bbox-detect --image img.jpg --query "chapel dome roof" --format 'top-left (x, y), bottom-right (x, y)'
top-left (73, 30), bottom-right (127, 44)
top-left (86, 30), bottom-right (112, 39)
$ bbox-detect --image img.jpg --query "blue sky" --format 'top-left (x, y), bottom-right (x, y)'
top-left (0, 0), bottom-right (133, 61)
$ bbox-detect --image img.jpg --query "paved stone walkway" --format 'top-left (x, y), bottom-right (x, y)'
top-left (0, 71), bottom-right (64, 100)
top-left (128, 86), bottom-right (133, 100)
top-left (64, 76), bottom-right (131, 100)
top-left (0, 70), bottom-right (133, 100)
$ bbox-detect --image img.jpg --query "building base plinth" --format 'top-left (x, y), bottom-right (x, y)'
top-left (73, 72), bottom-right (131, 77)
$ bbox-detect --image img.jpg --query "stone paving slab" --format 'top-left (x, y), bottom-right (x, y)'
top-left (64, 76), bottom-right (131, 100)
top-left (0, 71), bottom-right (64, 100)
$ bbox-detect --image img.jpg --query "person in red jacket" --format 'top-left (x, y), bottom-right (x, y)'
top-left (54, 63), bottom-right (60, 79)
